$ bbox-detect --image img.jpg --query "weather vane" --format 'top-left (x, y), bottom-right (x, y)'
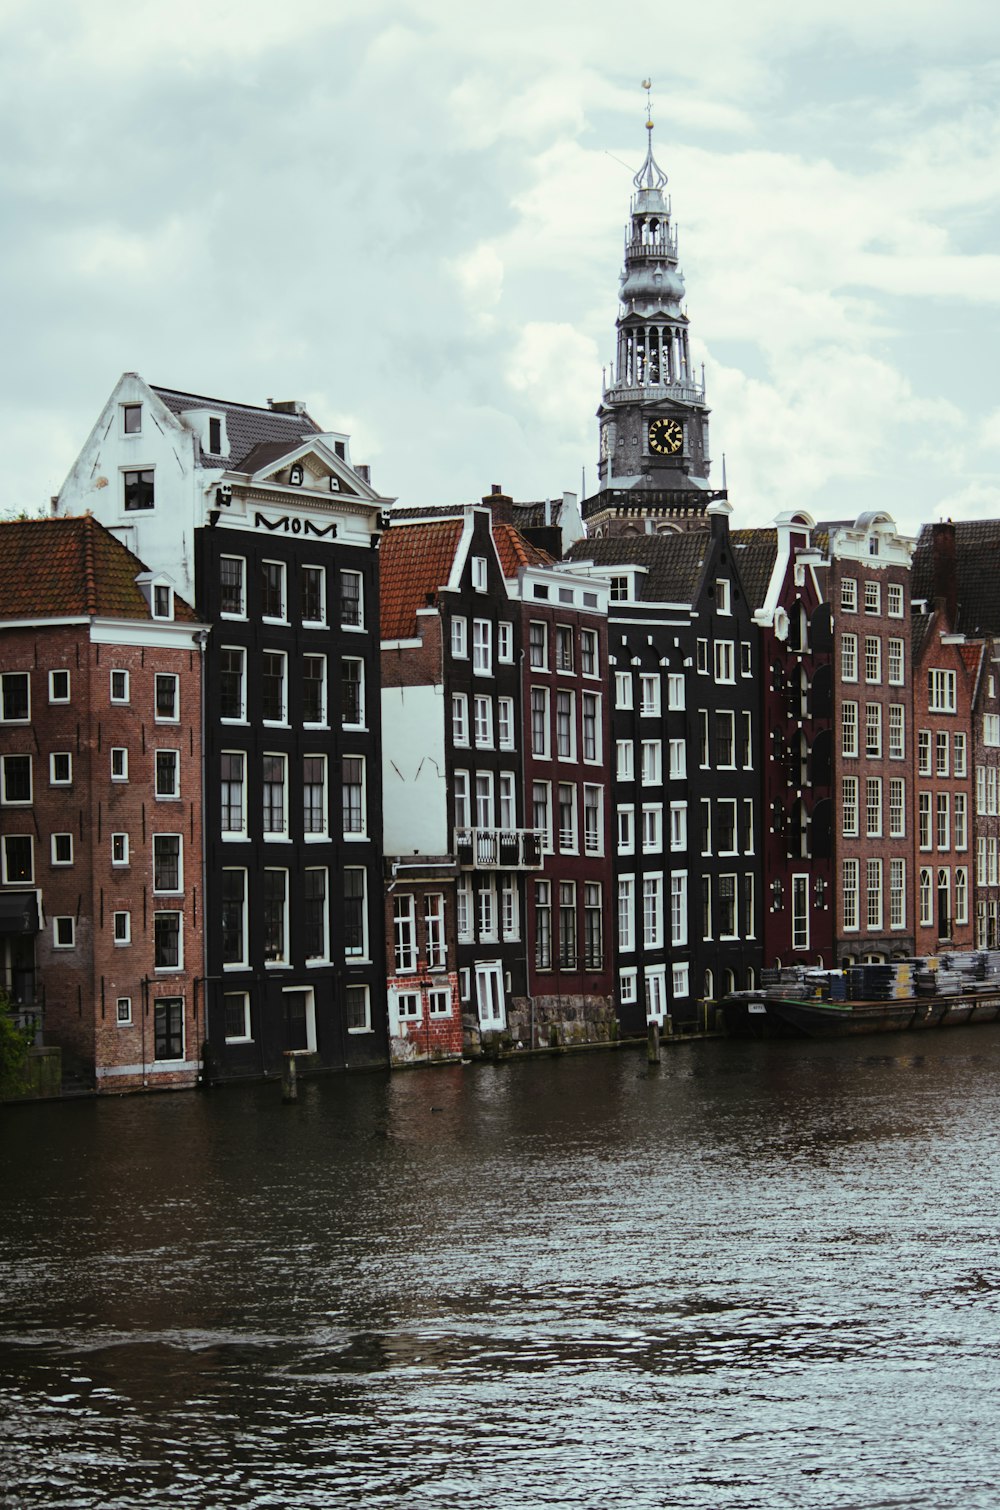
top-left (642, 78), bottom-right (653, 131)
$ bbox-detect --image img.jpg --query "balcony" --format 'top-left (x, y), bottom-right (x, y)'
top-left (455, 828), bottom-right (544, 870)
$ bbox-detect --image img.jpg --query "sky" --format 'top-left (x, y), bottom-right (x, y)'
top-left (2, 0), bottom-right (1000, 535)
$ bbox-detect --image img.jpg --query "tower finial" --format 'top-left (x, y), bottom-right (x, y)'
top-left (634, 77), bottom-right (668, 191)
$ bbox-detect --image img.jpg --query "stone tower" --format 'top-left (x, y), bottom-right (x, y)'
top-left (584, 88), bottom-right (727, 537)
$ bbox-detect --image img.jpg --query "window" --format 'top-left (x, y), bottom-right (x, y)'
top-left (700, 798), bottom-right (712, 856)
top-left (581, 629), bottom-right (598, 676)
top-left (937, 792), bottom-right (950, 851)
top-left (262, 651), bottom-right (287, 723)
top-left (888, 583), bottom-right (904, 617)
top-left (618, 877), bottom-right (635, 952)
top-left (154, 912), bottom-right (182, 969)
top-left (617, 741), bottom-right (634, 781)
top-left (864, 580), bottom-right (881, 615)
top-left (670, 802), bottom-right (687, 852)
top-left (619, 969), bottom-right (637, 1005)
top-left (842, 776), bottom-right (859, 837)
top-left (715, 578), bottom-right (731, 615)
top-left (696, 639), bottom-right (709, 674)
top-left (890, 859), bottom-right (906, 929)
top-left (454, 770), bottom-right (471, 830)
top-left (220, 556), bottom-right (246, 616)
top-left (842, 859), bottom-right (859, 931)
top-left (582, 693), bottom-right (599, 762)
top-left (935, 731), bottom-right (949, 777)
top-left (153, 835), bottom-right (181, 893)
top-left (617, 806), bottom-right (635, 854)
top-left (717, 799), bottom-right (737, 854)
top-left (53, 916), bottom-right (75, 949)
top-left (48, 669), bottom-right (70, 703)
top-left (426, 893), bottom-right (446, 968)
top-left (219, 649), bottom-right (246, 721)
top-left (504, 879), bottom-right (520, 945)
top-left (531, 688), bottom-right (550, 758)
top-left (344, 869), bottom-right (367, 957)
top-left (642, 875), bottom-right (662, 947)
top-left (123, 403), bottom-right (142, 434)
top-left (341, 659), bottom-right (364, 726)
top-left (339, 570), bottom-right (363, 628)
top-left (261, 560), bottom-right (286, 620)
top-left (558, 883), bottom-right (577, 969)
top-left (864, 636), bottom-right (881, 683)
top-left (918, 729), bottom-right (932, 775)
top-left (867, 859), bottom-right (883, 931)
top-left (263, 870), bottom-right (289, 964)
top-left (50, 751), bottom-right (71, 786)
top-left (842, 701), bottom-right (858, 758)
top-left (111, 832), bottom-right (129, 866)
top-left (498, 622), bottom-right (513, 663)
top-left (395, 990), bottom-right (420, 1022)
top-left (343, 756), bottom-right (366, 836)
top-left (477, 879), bottom-right (497, 941)
top-left (669, 876), bottom-right (688, 947)
top-left (669, 738), bottom-right (686, 779)
top-left (928, 670), bottom-right (956, 713)
top-left (451, 617), bottom-right (468, 658)
top-left (841, 577), bottom-right (857, 612)
top-left (641, 740), bottom-right (662, 785)
top-left (154, 750), bottom-right (179, 800)
top-left (955, 866), bottom-right (969, 926)
top-left (452, 693), bottom-right (469, 746)
top-left (1, 755), bottom-right (30, 805)
top-left (302, 755), bottom-right (327, 837)
top-left (208, 415), bottom-right (222, 453)
top-left (639, 675), bottom-right (660, 716)
top-left (555, 691), bottom-right (575, 759)
top-left (110, 670), bottom-right (129, 703)
top-left (667, 674), bottom-right (684, 710)
top-left (221, 870), bottom-right (247, 967)
top-left (552, 625), bottom-right (573, 672)
top-left (346, 985), bottom-right (371, 1034)
top-left (154, 999), bottom-right (184, 1060)
top-left (498, 697), bottom-right (515, 751)
top-left (741, 642), bottom-right (753, 677)
top-left (117, 997), bottom-right (133, 1026)
top-left (954, 732), bottom-right (967, 777)
top-left (472, 619), bottom-right (492, 675)
top-left (124, 469), bottom-right (154, 511)
top-left (262, 753), bottom-right (288, 837)
top-left (919, 867), bottom-right (933, 927)
top-left (615, 673), bottom-right (633, 710)
top-left (155, 673), bottom-right (179, 722)
top-left (297, 565), bottom-right (326, 626)
top-left (302, 656), bottom-right (327, 725)
top-left (866, 777), bottom-right (882, 837)
top-left (558, 783), bottom-right (577, 852)
top-left (535, 881), bottom-right (552, 969)
top-left (888, 704), bottom-right (905, 760)
top-left (498, 772), bottom-right (516, 831)
top-left (841, 633), bottom-right (858, 681)
top-left (642, 804), bottom-right (662, 853)
top-left (714, 642), bottom-right (735, 683)
top-left (0, 673), bottom-right (28, 722)
top-left (152, 584), bottom-right (173, 621)
top-left (919, 792), bottom-right (932, 850)
top-left (456, 879), bottom-right (473, 942)
top-left (471, 555), bottom-right (488, 592)
top-left (51, 833), bottom-right (73, 866)
top-left (718, 875), bottom-right (737, 938)
top-left (888, 638), bottom-right (904, 685)
top-left (220, 752), bottom-right (246, 836)
top-left (792, 874), bottom-right (809, 950)
top-left (889, 777), bottom-right (906, 837)
top-left (428, 989), bottom-right (451, 1017)
top-left (224, 992), bottom-right (251, 1041)
top-left (954, 792), bottom-right (968, 851)
top-left (474, 695), bottom-right (494, 748)
top-left (716, 711), bottom-right (735, 768)
top-left (609, 575), bottom-right (629, 601)
top-left (985, 715), bottom-right (1000, 748)
top-left (584, 785), bottom-right (602, 855)
top-left (865, 703), bottom-right (882, 758)
top-left (476, 771), bottom-right (494, 830)
top-left (394, 894), bottom-right (417, 973)
top-left (111, 747), bottom-right (128, 782)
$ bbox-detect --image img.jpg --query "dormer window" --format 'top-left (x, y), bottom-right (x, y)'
top-left (153, 585), bottom-right (173, 620)
top-left (334, 441), bottom-right (346, 460)
top-left (208, 416), bottom-right (222, 454)
top-left (123, 404), bottom-right (142, 435)
top-left (289, 464), bottom-right (304, 487)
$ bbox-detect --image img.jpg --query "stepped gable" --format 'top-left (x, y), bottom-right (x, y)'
top-left (912, 520), bottom-right (1000, 635)
top-left (151, 385), bottom-right (320, 469)
top-left (567, 529), bottom-right (711, 603)
top-left (730, 528), bottom-right (779, 612)
top-left (379, 519), bottom-right (463, 641)
top-left (0, 516), bottom-right (198, 622)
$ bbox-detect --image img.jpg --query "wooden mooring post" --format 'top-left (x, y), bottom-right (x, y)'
top-left (282, 1052), bottom-right (299, 1103)
top-left (647, 1019), bottom-right (661, 1065)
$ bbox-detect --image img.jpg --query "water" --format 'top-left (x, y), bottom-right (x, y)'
top-left (3, 1031), bottom-right (1000, 1508)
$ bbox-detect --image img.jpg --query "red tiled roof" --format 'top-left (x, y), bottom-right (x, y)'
top-left (493, 523), bottom-right (553, 576)
top-left (959, 640), bottom-right (984, 680)
top-left (0, 516), bottom-right (199, 622)
top-left (380, 520), bottom-right (463, 640)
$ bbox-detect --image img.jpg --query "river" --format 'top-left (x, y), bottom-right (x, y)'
top-left (3, 1030), bottom-right (1000, 1508)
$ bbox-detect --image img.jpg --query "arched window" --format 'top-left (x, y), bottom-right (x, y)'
top-left (937, 867), bottom-right (951, 940)
top-left (704, 968), bottom-right (714, 1000)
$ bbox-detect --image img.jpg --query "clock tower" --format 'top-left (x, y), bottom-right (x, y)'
top-left (585, 87), bottom-right (726, 537)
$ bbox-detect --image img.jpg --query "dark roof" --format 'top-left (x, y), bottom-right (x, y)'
top-left (566, 531), bottom-right (712, 604)
top-left (911, 613), bottom-right (930, 663)
top-left (912, 520), bottom-right (1000, 636)
top-left (152, 386), bottom-right (320, 471)
top-left (729, 528), bottom-right (779, 611)
top-left (0, 517), bottom-right (199, 622)
top-left (511, 499), bottom-right (567, 530)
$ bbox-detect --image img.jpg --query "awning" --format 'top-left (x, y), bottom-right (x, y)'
top-left (0, 893), bottom-right (39, 935)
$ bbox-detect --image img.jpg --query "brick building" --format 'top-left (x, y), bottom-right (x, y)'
top-left (0, 517), bottom-right (206, 1091)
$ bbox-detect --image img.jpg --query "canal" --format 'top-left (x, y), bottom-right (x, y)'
top-left (3, 1030), bottom-right (1000, 1508)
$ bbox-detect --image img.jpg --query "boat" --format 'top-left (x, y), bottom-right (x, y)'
top-left (722, 987), bottom-right (1000, 1039)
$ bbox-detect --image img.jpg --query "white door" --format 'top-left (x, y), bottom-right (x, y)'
top-left (475, 961), bottom-right (506, 1029)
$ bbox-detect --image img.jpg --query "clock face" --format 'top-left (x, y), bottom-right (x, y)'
top-left (648, 417), bottom-right (683, 456)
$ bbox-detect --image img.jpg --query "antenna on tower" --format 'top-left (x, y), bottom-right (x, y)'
top-left (722, 453), bottom-right (728, 489)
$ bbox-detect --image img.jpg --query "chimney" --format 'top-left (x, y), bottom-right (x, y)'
top-left (482, 483), bottom-right (513, 526)
top-left (268, 399), bottom-right (306, 415)
top-left (356, 464), bottom-right (371, 485)
top-left (932, 521), bottom-right (957, 628)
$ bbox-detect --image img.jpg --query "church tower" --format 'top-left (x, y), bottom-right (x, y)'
top-left (584, 85), bottom-right (727, 537)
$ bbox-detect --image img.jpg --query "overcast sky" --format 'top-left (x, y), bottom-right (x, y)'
top-left (3, 0), bottom-right (999, 534)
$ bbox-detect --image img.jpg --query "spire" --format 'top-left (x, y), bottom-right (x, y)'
top-left (633, 79), bottom-right (668, 192)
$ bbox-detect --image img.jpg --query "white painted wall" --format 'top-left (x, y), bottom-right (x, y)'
top-left (380, 683), bottom-right (448, 854)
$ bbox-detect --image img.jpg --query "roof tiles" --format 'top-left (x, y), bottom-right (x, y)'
top-left (379, 521), bottom-right (463, 640)
top-left (152, 386), bottom-right (320, 471)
